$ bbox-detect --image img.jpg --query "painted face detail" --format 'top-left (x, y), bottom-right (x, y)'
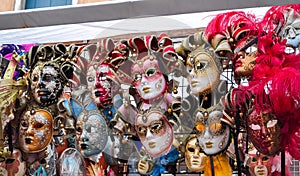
top-left (247, 149), bottom-right (273, 176)
top-left (58, 148), bottom-right (86, 175)
top-left (135, 110), bottom-right (173, 158)
top-left (132, 57), bottom-right (167, 101)
top-left (247, 109), bottom-right (281, 156)
top-left (185, 137), bottom-right (207, 172)
top-left (30, 64), bottom-right (63, 105)
top-left (87, 63), bottom-right (115, 107)
top-left (186, 51), bottom-right (221, 95)
top-left (195, 107), bottom-right (230, 155)
top-left (0, 149), bottom-right (26, 176)
top-left (233, 39), bottom-right (257, 81)
top-left (19, 109), bottom-right (53, 153)
top-left (76, 113), bottom-right (108, 158)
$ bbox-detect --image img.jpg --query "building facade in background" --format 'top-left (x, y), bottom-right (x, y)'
top-left (0, 0), bottom-right (109, 12)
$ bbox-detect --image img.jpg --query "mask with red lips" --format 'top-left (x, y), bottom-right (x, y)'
top-left (87, 62), bottom-right (117, 107)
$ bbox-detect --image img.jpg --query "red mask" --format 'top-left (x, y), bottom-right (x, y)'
top-left (247, 109), bottom-right (281, 156)
top-left (87, 62), bottom-right (118, 107)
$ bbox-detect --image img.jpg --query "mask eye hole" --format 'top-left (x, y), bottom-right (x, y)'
top-left (187, 147), bottom-right (195, 153)
top-left (209, 122), bottom-right (223, 135)
top-left (262, 156), bottom-right (269, 162)
top-left (195, 61), bottom-right (206, 70)
top-left (43, 74), bottom-right (53, 82)
top-left (5, 158), bottom-right (15, 164)
top-left (267, 120), bottom-right (278, 128)
top-left (250, 124), bottom-right (261, 130)
top-left (134, 73), bottom-right (142, 81)
top-left (21, 120), bottom-right (28, 128)
top-left (150, 120), bottom-right (163, 134)
top-left (137, 126), bottom-right (147, 136)
top-left (251, 157), bottom-right (258, 163)
top-left (145, 68), bottom-right (156, 77)
top-left (76, 127), bottom-right (82, 133)
top-left (33, 122), bottom-right (44, 129)
top-left (87, 77), bottom-right (94, 82)
top-left (32, 74), bottom-right (38, 82)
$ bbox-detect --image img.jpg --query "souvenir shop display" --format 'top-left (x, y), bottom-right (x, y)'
top-left (0, 4), bottom-right (299, 176)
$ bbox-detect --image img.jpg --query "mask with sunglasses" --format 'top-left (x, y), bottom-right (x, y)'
top-left (0, 149), bottom-right (26, 176)
top-left (195, 105), bottom-right (231, 155)
top-left (135, 109), bottom-right (173, 158)
top-left (184, 136), bottom-right (207, 172)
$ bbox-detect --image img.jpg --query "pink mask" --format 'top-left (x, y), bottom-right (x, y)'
top-left (247, 148), bottom-right (273, 176)
top-left (132, 57), bottom-right (167, 101)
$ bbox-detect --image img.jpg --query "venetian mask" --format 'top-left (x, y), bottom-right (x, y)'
top-left (247, 148), bottom-right (273, 176)
top-left (247, 109), bottom-right (282, 156)
top-left (30, 63), bottom-right (63, 105)
top-left (19, 109), bottom-right (53, 153)
top-left (233, 39), bottom-right (257, 81)
top-left (280, 8), bottom-right (300, 51)
top-left (76, 112), bottom-right (108, 158)
top-left (135, 109), bottom-right (173, 158)
top-left (132, 56), bottom-right (167, 101)
top-left (0, 149), bottom-right (26, 176)
top-left (58, 148), bottom-right (86, 175)
top-left (184, 136), bottom-right (207, 172)
top-left (87, 62), bottom-right (118, 107)
top-left (210, 34), bottom-right (233, 69)
top-left (195, 106), bottom-right (231, 155)
top-left (186, 50), bottom-right (221, 95)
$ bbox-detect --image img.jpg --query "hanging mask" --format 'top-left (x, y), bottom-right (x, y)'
top-left (0, 149), bottom-right (26, 176)
top-left (87, 62), bottom-right (118, 107)
top-left (184, 136), bottom-right (207, 172)
top-left (186, 49), bottom-right (221, 95)
top-left (19, 109), bottom-right (53, 153)
top-left (233, 37), bottom-right (257, 81)
top-left (195, 106), bottom-right (231, 155)
top-left (247, 147), bottom-right (273, 176)
top-left (76, 112), bottom-right (108, 158)
top-left (30, 63), bottom-right (63, 106)
top-left (132, 56), bottom-right (167, 101)
top-left (247, 109), bottom-right (281, 156)
top-left (58, 148), bottom-right (86, 175)
top-left (135, 109), bottom-right (173, 158)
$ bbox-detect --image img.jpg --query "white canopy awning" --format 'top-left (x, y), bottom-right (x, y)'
top-left (0, 0), bottom-right (297, 44)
